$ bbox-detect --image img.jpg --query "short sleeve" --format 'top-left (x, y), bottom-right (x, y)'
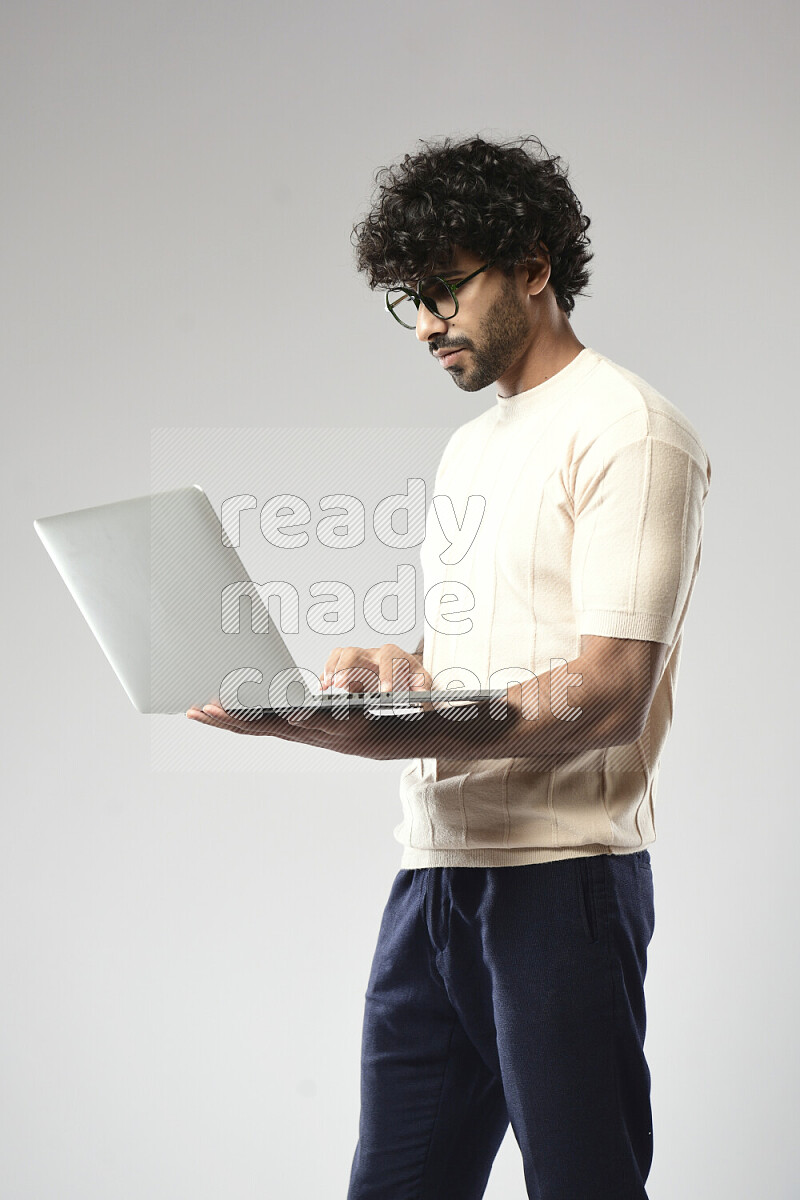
top-left (571, 433), bottom-right (711, 646)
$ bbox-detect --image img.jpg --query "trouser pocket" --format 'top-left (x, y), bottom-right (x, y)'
top-left (576, 857), bottom-right (599, 944)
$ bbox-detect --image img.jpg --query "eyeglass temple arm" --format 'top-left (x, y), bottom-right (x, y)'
top-left (451, 262), bottom-right (491, 292)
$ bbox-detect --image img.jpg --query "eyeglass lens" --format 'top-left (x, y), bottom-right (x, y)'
top-left (387, 278), bottom-right (457, 328)
top-left (386, 290), bottom-right (419, 328)
top-left (419, 278), bottom-right (456, 318)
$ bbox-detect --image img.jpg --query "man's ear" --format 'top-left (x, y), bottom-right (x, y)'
top-left (525, 244), bottom-right (551, 296)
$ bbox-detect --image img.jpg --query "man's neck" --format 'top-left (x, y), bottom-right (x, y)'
top-left (496, 321), bottom-right (585, 399)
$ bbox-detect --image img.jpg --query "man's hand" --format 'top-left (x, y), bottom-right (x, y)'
top-left (320, 643), bottom-right (432, 694)
top-left (185, 642), bottom-right (434, 756)
top-left (185, 698), bottom-right (418, 759)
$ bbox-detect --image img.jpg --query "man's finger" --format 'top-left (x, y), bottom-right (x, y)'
top-left (331, 664), bottom-right (380, 693)
top-left (187, 708), bottom-right (251, 734)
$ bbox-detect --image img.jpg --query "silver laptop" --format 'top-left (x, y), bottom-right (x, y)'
top-left (34, 486), bottom-right (502, 717)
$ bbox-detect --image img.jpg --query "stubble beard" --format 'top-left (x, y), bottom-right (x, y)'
top-left (447, 281), bottom-right (531, 393)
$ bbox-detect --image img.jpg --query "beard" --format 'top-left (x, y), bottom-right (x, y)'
top-left (445, 279), bottom-right (531, 392)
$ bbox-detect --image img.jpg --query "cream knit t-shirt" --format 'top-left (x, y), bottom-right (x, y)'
top-left (396, 347), bottom-right (711, 868)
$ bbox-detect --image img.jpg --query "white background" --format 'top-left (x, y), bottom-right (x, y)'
top-left (1, 1), bottom-right (797, 1196)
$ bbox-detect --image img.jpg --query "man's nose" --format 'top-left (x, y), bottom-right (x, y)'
top-left (416, 303), bottom-right (449, 343)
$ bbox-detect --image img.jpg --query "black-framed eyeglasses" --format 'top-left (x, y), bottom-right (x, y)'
top-left (384, 263), bottom-right (491, 329)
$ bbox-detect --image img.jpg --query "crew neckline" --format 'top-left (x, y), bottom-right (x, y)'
top-left (495, 347), bottom-right (599, 421)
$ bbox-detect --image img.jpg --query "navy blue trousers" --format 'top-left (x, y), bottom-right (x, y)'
top-left (347, 852), bottom-right (655, 1200)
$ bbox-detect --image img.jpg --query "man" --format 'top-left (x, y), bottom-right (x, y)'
top-left (188, 134), bottom-right (711, 1199)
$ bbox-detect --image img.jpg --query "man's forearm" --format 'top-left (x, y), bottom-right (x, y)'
top-left (360, 639), bottom-right (657, 764)
top-left (362, 665), bottom-right (611, 763)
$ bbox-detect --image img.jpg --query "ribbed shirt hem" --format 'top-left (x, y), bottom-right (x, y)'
top-left (397, 843), bottom-right (652, 868)
top-left (577, 608), bottom-right (674, 642)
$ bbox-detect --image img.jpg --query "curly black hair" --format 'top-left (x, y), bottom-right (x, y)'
top-left (352, 134), bottom-right (593, 315)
